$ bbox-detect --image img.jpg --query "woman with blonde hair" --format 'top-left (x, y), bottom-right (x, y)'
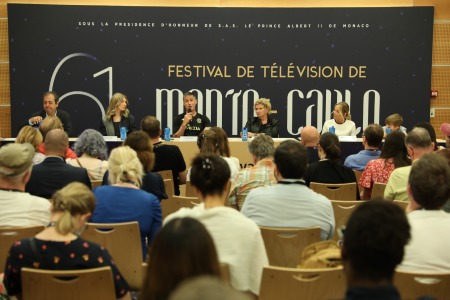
top-left (100, 92), bottom-right (137, 137)
top-left (3, 182), bottom-right (131, 300)
top-left (322, 101), bottom-right (356, 136)
top-left (244, 98), bottom-right (279, 138)
top-left (15, 125), bottom-right (46, 164)
top-left (92, 146), bottom-right (162, 259)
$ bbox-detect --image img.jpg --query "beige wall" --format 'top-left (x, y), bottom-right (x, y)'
top-left (1, 0), bottom-right (449, 138)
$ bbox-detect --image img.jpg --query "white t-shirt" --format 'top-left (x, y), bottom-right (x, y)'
top-left (165, 203), bottom-right (268, 295)
top-left (0, 190), bottom-right (51, 227)
top-left (322, 119), bottom-right (356, 136)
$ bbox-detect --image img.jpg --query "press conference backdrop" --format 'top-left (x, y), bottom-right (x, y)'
top-left (8, 5), bottom-right (434, 137)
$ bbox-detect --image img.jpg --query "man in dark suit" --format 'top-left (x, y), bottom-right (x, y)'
top-left (25, 129), bottom-right (91, 198)
top-left (24, 91), bottom-right (72, 136)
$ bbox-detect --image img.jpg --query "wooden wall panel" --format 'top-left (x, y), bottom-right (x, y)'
top-left (0, 63), bottom-right (9, 104)
top-left (431, 66), bottom-right (450, 107)
top-left (0, 19), bottom-right (8, 62)
top-left (221, 0), bottom-right (413, 7)
top-left (415, 0), bottom-right (450, 20)
top-left (433, 23), bottom-right (450, 64)
top-left (0, 105), bottom-right (10, 137)
top-left (431, 109), bottom-right (450, 140)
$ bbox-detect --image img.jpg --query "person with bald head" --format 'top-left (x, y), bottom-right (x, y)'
top-left (25, 129), bottom-right (91, 199)
top-left (300, 126), bottom-right (320, 164)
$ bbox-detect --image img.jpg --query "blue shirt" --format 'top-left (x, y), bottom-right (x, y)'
top-left (344, 150), bottom-right (381, 171)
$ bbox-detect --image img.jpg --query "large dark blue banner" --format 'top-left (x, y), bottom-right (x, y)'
top-left (8, 5), bottom-right (434, 137)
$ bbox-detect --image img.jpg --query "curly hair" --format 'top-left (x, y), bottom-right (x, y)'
top-left (73, 129), bottom-right (108, 160)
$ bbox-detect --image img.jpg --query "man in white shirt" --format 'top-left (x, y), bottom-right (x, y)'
top-left (0, 143), bottom-right (50, 227)
top-left (398, 153), bottom-right (450, 272)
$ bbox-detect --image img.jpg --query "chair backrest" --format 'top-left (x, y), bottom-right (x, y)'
top-left (259, 226), bottom-right (321, 267)
top-left (353, 170), bottom-right (363, 193)
top-left (330, 200), bottom-right (366, 241)
top-left (394, 270), bottom-right (450, 300)
top-left (156, 170), bottom-right (174, 181)
top-left (0, 226), bottom-right (45, 272)
top-left (393, 200), bottom-right (409, 211)
top-left (310, 182), bottom-right (357, 200)
top-left (81, 222), bottom-right (143, 291)
top-left (259, 266), bottom-right (346, 300)
top-left (91, 180), bottom-right (102, 189)
top-left (371, 182), bottom-right (387, 200)
top-left (161, 195), bottom-right (201, 220)
top-left (185, 181), bottom-right (196, 197)
top-left (21, 266), bottom-right (116, 300)
top-left (163, 178), bottom-right (175, 199)
top-left (220, 263), bottom-right (231, 285)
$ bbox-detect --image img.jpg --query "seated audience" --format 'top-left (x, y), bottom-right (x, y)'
top-left (414, 121), bottom-right (441, 151)
top-left (304, 132), bottom-right (359, 199)
top-left (3, 182), bottom-right (131, 300)
top-left (344, 124), bottom-right (384, 171)
top-left (141, 217), bottom-right (221, 300)
top-left (359, 131), bottom-right (411, 200)
top-left (385, 128), bottom-right (434, 201)
top-left (37, 116), bottom-right (77, 159)
top-left (0, 143), bottom-right (50, 227)
top-left (241, 140), bottom-right (335, 240)
top-left (66, 129), bottom-right (109, 181)
top-left (210, 127), bottom-right (241, 171)
top-left (92, 146), bottom-right (161, 259)
top-left (165, 154), bottom-right (268, 297)
top-left (440, 123), bottom-right (450, 148)
top-left (243, 98), bottom-right (279, 138)
top-left (300, 125), bottom-right (320, 164)
top-left (322, 102), bottom-right (356, 136)
top-left (383, 113), bottom-right (407, 135)
top-left (228, 135), bottom-right (277, 210)
top-left (25, 129), bottom-right (91, 199)
top-left (141, 116), bottom-right (187, 196)
top-left (15, 125), bottom-right (46, 164)
top-left (342, 200), bottom-right (410, 300)
top-left (398, 153), bottom-right (450, 272)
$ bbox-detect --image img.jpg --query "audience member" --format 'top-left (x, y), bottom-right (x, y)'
top-left (141, 217), bottom-right (221, 300)
top-left (304, 132), bottom-right (359, 199)
top-left (25, 129), bottom-right (91, 199)
top-left (0, 143), bottom-right (50, 227)
top-left (244, 98), bottom-right (279, 138)
top-left (209, 126), bottom-right (240, 172)
top-left (123, 131), bottom-right (167, 201)
top-left (440, 123), bottom-right (450, 148)
top-left (385, 127), bottom-right (434, 201)
top-left (414, 121), bottom-right (440, 151)
top-left (92, 146), bottom-right (161, 259)
top-left (15, 125), bottom-right (46, 164)
top-left (359, 131), bottom-right (411, 200)
top-left (344, 124), bottom-right (384, 171)
top-left (169, 276), bottom-right (251, 300)
top-left (165, 154), bottom-right (268, 297)
top-left (22, 91), bottom-right (72, 136)
top-left (300, 125), bottom-right (320, 164)
top-left (187, 129), bottom-right (239, 180)
top-left (383, 113), bottom-right (407, 135)
top-left (398, 153), bottom-right (450, 272)
top-left (437, 149), bottom-right (450, 213)
top-left (66, 129), bottom-right (108, 181)
top-left (342, 200), bottom-right (410, 300)
top-left (37, 116), bottom-right (77, 159)
top-left (173, 92), bottom-right (211, 137)
top-left (228, 135), bottom-right (276, 210)
top-left (322, 102), bottom-right (356, 136)
top-left (100, 92), bottom-right (137, 137)
top-left (3, 182), bottom-right (131, 300)
top-left (141, 116), bottom-right (187, 196)
top-left (242, 140), bottom-right (335, 240)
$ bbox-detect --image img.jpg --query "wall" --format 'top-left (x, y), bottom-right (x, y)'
top-left (1, 0), bottom-right (449, 138)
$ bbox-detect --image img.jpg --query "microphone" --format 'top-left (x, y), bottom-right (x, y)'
top-left (187, 108), bottom-right (192, 123)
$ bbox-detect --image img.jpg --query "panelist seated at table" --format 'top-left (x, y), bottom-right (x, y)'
top-left (321, 101), bottom-right (356, 136)
top-left (22, 91), bottom-right (72, 137)
top-left (99, 92), bottom-right (137, 137)
top-left (173, 92), bottom-right (211, 137)
top-left (243, 98), bottom-right (279, 138)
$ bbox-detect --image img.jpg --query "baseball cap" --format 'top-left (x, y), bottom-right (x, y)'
top-left (0, 143), bottom-right (34, 176)
top-left (440, 123), bottom-right (450, 137)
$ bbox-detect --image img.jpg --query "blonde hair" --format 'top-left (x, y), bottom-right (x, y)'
top-left (385, 113), bottom-right (403, 127)
top-left (16, 126), bottom-right (43, 151)
top-left (39, 116), bottom-right (63, 139)
top-left (105, 93), bottom-right (129, 120)
top-left (336, 102), bottom-right (352, 120)
top-left (254, 98), bottom-right (272, 114)
top-left (51, 182), bottom-right (96, 235)
top-left (108, 146), bottom-right (143, 186)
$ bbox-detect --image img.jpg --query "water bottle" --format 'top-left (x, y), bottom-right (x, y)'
top-left (164, 127), bottom-right (171, 141)
top-left (120, 127), bottom-right (127, 141)
top-left (330, 126), bottom-right (336, 134)
top-left (242, 127), bottom-right (248, 142)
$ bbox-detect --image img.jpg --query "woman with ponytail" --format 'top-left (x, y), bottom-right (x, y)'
top-left (304, 132), bottom-right (359, 199)
top-left (3, 182), bottom-right (131, 300)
